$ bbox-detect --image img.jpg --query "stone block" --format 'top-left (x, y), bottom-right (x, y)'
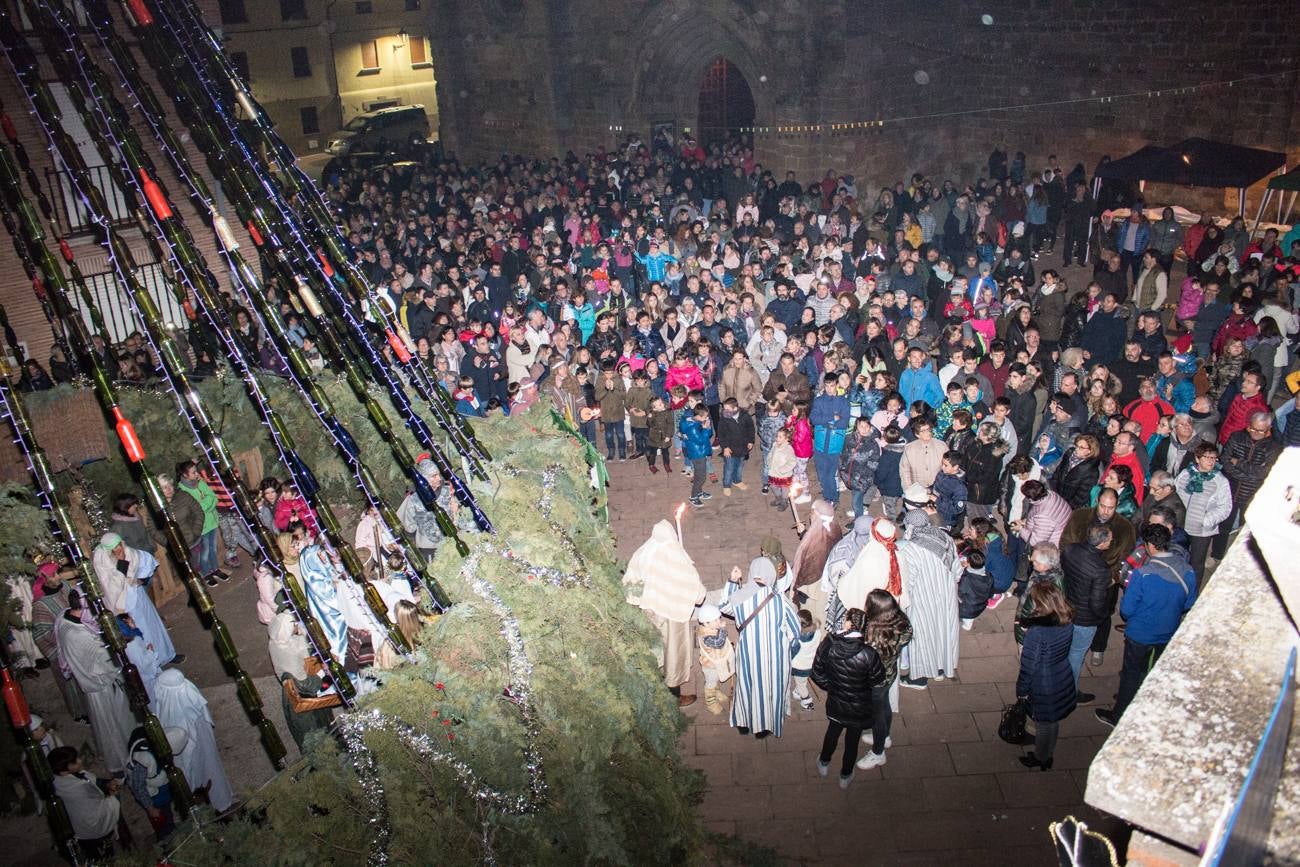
top-left (879, 743), bottom-right (957, 779)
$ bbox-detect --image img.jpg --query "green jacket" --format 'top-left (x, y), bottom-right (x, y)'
top-left (176, 478), bottom-right (219, 539)
top-left (625, 385), bottom-right (653, 429)
top-left (646, 408), bottom-right (675, 449)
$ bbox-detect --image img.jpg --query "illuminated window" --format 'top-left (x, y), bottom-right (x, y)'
top-left (410, 36), bottom-right (431, 67)
top-left (360, 40), bottom-right (380, 72)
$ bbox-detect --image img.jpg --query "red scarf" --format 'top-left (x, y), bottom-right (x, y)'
top-left (873, 520), bottom-right (903, 597)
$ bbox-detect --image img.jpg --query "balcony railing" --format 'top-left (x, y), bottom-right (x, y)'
top-left (44, 164), bottom-right (136, 237)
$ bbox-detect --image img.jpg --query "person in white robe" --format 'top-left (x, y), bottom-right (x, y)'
top-left (721, 557), bottom-right (801, 737)
top-left (55, 591), bottom-right (135, 774)
top-left (50, 746), bottom-right (121, 856)
top-left (4, 573), bottom-right (42, 671)
top-left (153, 668), bottom-right (235, 812)
top-left (831, 518), bottom-right (906, 631)
top-left (819, 516), bottom-right (875, 621)
top-left (898, 508), bottom-right (962, 682)
top-left (117, 614), bottom-right (163, 711)
top-left (354, 505), bottom-right (399, 560)
top-left (268, 610), bottom-right (310, 680)
top-left (623, 519), bottom-right (706, 705)
top-left (92, 533), bottom-right (177, 665)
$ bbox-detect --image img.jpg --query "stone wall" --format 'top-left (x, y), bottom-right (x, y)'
top-left (426, 0), bottom-right (1300, 207)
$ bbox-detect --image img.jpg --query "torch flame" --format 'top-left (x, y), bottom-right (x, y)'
top-left (674, 503), bottom-right (686, 522)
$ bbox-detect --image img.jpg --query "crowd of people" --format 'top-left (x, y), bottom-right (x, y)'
top-left (7, 130), bottom-right (1299, 851)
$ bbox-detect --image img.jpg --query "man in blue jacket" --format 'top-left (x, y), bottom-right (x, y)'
top-left (809, 374), bottom-right (851, 508)
top-left (764, 282), bottom-right (806, 333)
top-left (1095, 523), bottom-right (1196, 728)
top-left (899, 347), bottom-right (944, 410)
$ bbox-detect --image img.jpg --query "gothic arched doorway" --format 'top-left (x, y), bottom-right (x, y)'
top-left (696, 57), bottom-right (755, 147)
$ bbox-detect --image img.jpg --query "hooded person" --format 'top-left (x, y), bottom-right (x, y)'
top-left (28, 713), bottom-right (65, 755)
top-left (721, 556), bottom-right (801, 737)
top-left (268, 609), bottom-right (310, 680)
top-left (790, 500), bottom-right (843, 625)
top-left (296, 535), bottom-right (349, 667)
top-left (898, 507), bottom-right (963, 685)
top-left (396, 459), bottom-right (454, 557)
top-left (623, 519), bottom-right (706, 706)
top-left (31, 562), bottom-right (87, 721)
top-left (820, 515), bottom-right (875, 606)
top-left (832, 519), bottom-right (906, 631)
top-left (153, 668), bottom-right (235, 812)
top-left (92, 532), bottom-right (177, 665)
top-left (55, 589), bottom-right (135, 774)
top-left (117, 614), bottom-right (163, 711)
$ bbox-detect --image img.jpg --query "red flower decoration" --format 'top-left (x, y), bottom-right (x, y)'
top-left (434, 681), bottom-right (445, 691)
top-left (447, 733), bottom-right (455, 742)
top-left (431, 709), bottom-right (439, 717)
top-left (443, 719), bottom-right (452, 726)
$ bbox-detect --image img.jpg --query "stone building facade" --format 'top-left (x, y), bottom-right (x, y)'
top-left (427, 0), bottom-right (1300, 202)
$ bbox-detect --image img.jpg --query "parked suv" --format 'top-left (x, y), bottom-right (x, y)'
top-left (326, 105), bottom-right (429, 155)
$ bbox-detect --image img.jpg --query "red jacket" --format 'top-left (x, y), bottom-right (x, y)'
top-left (1218, 391), bottom-right (1268, 445)
top-left (1107, 451), bottom-right (1146, 504)
top-left (274, 495), bottom-right (320, 536)
top-left (1122, 396), bottom-right (1174, 444)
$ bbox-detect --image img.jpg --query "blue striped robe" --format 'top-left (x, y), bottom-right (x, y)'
top-left (722, 584), bottom-right (801, 737)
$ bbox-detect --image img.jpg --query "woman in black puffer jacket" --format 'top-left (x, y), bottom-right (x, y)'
top-left (811, 607), bottom-right (886, 788)
top-left (1053, 434), bottom-right (1102, 509)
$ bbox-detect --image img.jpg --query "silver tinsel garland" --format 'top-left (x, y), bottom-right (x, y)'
top-left (339, 460), bottom-right (602, 864)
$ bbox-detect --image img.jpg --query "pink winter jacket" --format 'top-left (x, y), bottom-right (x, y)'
top-left (1019, 490), bottom-right (1072, 547)
top-left (664, 363), bottom-right (705, 394)
top-left (788, 417), bottom-right (814, 459)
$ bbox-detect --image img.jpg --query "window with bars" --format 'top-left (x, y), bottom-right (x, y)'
top-left (279, 0), bottom-right (306, 21)
top-left (355, 1), bottom-right (373, 13)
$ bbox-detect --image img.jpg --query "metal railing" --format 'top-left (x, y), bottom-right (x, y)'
top-left (44, 164), bottom-right (136, 236)
top-left (64, 261), bottom-right (189, 346)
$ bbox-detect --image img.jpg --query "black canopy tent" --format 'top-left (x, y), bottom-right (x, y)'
top-left (1089, 138), bottom-right (1287, 256)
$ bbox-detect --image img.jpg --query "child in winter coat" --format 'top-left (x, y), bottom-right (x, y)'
top-left (958, 549), bottom-right (992, 630)
top-left (789, 609), bottom-right (823, 711)
top-left (766, 427), bottom-right (798, 511)
top-left (787, 401), bottom-right (814, 500)
top-left (644, 397), bottom-right (675, 474)
top-left (931, 451), bottom-right (969, 529)
top-left (595, 367), bottom-right (628, 461)
top-left (625, 370), bottom-right (653, 459)
top-left (838, 417), bottom-right (882, 519)
top-left (695, 603), bottom-right (735, 715)
top-left (873, 424), bottom-right (906, 519)
top-left (757, 400), bottom-right (789, 495)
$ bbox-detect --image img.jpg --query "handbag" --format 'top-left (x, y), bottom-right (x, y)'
top-left (813, 424), bottom-right (848, 455)
top-left (998, 699), bottom-right (1029, 744)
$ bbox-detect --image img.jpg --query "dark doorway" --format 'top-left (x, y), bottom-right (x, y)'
top-left (696, 57), bottom-right (755, 147)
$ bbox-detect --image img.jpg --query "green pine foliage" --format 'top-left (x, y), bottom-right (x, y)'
top-left (96, 401), bottom-right (708, 865)
top-left (28, 372), bottom-right (460, 511)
